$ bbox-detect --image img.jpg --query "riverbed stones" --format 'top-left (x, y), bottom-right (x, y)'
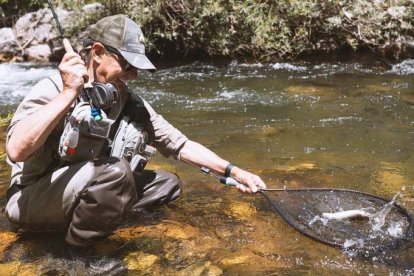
top-left (225, 201), bottom-right (257, 219)
top-left (218, 249), bottom-right (290, 271)
top-left (124, 252), bottom-right (160, 272)
top-left (177, 261), bottom-right (223, 276)
top-left (0, 231), bottom-right (18, 259)
top-left (157, 220), bottom-right (199, 239)
top-left (111, 220), bottom-right (200, 242)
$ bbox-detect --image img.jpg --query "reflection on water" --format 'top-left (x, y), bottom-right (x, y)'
top-left (0, 59), bottom-right (414, 274)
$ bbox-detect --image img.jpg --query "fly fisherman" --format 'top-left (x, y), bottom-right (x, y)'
top-left (5, 15), bottom-right (266, 247)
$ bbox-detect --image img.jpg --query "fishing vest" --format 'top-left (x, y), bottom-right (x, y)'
top-left (53, 77), bottom-right (156, 171)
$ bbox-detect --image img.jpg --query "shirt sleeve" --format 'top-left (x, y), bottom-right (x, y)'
top-left (7, 74), bottom-right (62, 141)
top-left (143, 99), bottom-right (188, 158)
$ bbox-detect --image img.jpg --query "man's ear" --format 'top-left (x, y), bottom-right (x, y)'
top-left (91, 42), bottom-right (105, 64)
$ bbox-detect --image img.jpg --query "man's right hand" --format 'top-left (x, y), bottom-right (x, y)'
top-left (58, 52), bottom-right (89, 96)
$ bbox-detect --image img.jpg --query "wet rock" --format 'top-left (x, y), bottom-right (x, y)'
top-left (25, 44), bottom-right (52, 62)
top-left (0, 28), bottom-right (19, 60)
top-left (214, 226), bottom-right (233, 239)
top-left (0, 261), bottom-right (20, 275)
top-left (89, 258), bottom-right (125, 275)
top-left (164, 235), bottom-right (221, 265)
top-left (0, 231), bottom-right (18, 258)
top-left (225, 201), bottom-right (257, 219)
top-left (165, 240), bottom-right (197, 263)
top-left (15, 8), bottom-right (61, 47)
top-left (111, 225), bottom-right (148, 240)
top-left (220, 254), bottom-right (250, 266)
top-left (0, 261), bottom-right (38, 275)
top-left (178, 261), bottom-right (223, 276)
top-left (157, 220), bottom-right (199, 239)
top-left (13, 263), bottom-right (38, 276)
top-left (260, 126), bottom-right (285, 137)
top-left (94, 239), bottom-right (124, 256)
top-left (218, 249), bottom-right (290, 271)
top-left (124, 251), bottom-right (160, 272)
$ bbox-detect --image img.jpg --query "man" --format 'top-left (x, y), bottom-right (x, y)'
top-left (5, 14), bottom-right (266, 247)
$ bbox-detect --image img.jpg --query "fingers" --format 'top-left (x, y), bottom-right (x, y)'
top-left (232, 169), bottom-right (266, 194)
top-left (59, 52), bottom-right (88, 93)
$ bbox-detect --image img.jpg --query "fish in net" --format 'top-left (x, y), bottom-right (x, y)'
top-left (260, 188), bottom-right (414, 252)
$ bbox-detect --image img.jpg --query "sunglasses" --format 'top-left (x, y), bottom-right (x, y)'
top-left (104, 45), bottom-right (133, 72)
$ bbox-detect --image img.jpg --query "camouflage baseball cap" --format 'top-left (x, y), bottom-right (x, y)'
top-left (88, 14), bottom-right (156, 71)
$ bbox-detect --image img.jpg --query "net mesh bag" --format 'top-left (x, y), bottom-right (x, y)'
top-left (260, 188), bottom-right (414, 252)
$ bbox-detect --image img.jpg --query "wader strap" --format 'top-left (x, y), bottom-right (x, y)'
top-left (6, 184), bottom-right (22, 204)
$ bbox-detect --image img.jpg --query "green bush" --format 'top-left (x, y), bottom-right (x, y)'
top-left (123, 0), bottom-right (414, 61)
top-left (2, 0), bottom-right (414, 61)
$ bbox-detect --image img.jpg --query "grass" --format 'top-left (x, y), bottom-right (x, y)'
top-left (0, 114), bottom-right (12, 128)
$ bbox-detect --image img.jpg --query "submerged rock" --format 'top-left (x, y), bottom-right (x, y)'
top-left (0, 231), bottom-right (18, 258)
top-left (178, 261), bottom-right (223, 276)
top-left (124, 252), bottom-right (160, 273)
top-left (156, 220), bottom-right (199, 239)
top-left (0, 261), bottom-right (38, 275)
top-left (225, 201), bottom-right (257, 219)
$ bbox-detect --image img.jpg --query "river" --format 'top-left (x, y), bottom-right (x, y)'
top-left (0, 58), bottom-right (413, 274)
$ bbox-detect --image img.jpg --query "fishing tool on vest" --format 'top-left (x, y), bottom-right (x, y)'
top-left (185, 161), bottom-right (414, 254)
top-left (111, 116), bottom-right (156, 172)
top-left (64, 125), bottom-right (79, 156)
top-left (46, 0), bottom-right (119, 121)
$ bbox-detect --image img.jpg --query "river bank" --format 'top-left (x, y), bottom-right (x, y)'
top-left (1, 1), bottom-right (414, 63)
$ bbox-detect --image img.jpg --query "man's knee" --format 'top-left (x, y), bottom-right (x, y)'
top-left (65, 158), bottom-right (138, 246)
top-left (94, 157), bottom-right (134, 186)
top-left (133, 170), bottom-right (182, 209)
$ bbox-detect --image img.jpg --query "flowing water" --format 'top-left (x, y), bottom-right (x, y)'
top-left (0, 58), bottom-right (414, 274)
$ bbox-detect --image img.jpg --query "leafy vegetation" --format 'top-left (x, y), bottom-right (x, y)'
top-left (0, 113), bottom-right (11, 128)
top-left (1, 0), bottom-right (414, 61)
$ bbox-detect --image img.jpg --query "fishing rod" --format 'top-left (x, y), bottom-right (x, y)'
top-left (180, 158), bottom-right (245, 188)
top-left (45, 0), bottom-right (118, 122)
top-left (182, 158), bottom-right (284, 192)
top-left (45, 0), bottom-right (74, 53)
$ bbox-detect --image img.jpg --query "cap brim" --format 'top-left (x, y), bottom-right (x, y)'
top-left (119, 49), bottom-right (156, 72)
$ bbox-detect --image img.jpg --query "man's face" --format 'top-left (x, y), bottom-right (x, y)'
top-left (94, 43), bottom-right (138, 83)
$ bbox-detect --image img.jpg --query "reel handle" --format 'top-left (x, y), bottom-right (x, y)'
top-left (220, 177), bottom-right (241, 187)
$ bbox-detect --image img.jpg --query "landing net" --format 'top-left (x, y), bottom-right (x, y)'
top-left (260, 188), bottom-right (414, 251)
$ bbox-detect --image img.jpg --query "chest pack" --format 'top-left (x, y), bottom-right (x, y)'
top-left (58, 101), bottom-right (114, 162)
top-left (57, 85), bottom-right (156, 172)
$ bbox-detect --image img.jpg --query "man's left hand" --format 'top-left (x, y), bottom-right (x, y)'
top-left (231, 167), bottom-right (267, 193)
